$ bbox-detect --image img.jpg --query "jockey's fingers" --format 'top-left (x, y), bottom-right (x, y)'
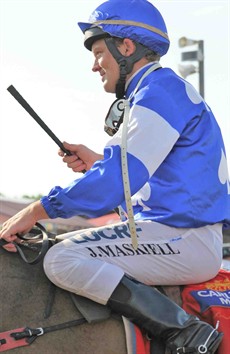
top-left (63, 154), bottom-right (79, 164)
top-left (58, 149), bottom-right (65, 157)
top-left (3, 243), bottom-right (18, 253)
top-left (67, 159), bottom-right (80, 167)
top-left (72, 161), bottom-right (87, 173)
top-left (0, 233), bottom-right (18, 243)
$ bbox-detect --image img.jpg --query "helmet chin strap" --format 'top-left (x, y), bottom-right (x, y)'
top-left (104, 38), bottom-right (149, 99)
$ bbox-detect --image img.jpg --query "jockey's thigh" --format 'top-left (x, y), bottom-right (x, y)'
top-left (43, 221), bottom-right (223, 305)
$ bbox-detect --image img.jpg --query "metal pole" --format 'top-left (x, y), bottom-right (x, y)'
top-left (198, 41), bottom-right (204, 98)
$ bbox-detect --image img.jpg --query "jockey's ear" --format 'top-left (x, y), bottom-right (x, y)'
top-left (118, 38), bottom-right (136, 57)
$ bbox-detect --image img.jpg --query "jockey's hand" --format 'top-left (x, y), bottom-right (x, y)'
top-left (59, 141), bottom-right (103, 172)
top-left (0, 201), bottom-right (48, 252)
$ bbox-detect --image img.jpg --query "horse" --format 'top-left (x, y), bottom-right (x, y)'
top-left (0, 224), bottom-right (184, 354)
top-left (1, 225), bottom-right (229, 354)
top-left (0, 243), bottom-right (127, 354)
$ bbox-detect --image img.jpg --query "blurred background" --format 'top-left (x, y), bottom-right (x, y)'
top-left (0, 0), bottom-right (229, 199)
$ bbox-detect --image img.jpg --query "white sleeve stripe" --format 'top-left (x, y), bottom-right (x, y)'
top-left (127, 105), bottom-right (180, 176)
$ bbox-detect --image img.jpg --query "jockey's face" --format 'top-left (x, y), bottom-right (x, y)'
top-left (91, 39), bottom-right (120, 94)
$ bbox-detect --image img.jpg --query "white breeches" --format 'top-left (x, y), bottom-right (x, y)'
top-left (43, 221), bottom-right (223, 305)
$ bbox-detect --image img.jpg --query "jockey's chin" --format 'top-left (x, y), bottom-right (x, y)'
top-left (102, 79), bottom-right (116, 94)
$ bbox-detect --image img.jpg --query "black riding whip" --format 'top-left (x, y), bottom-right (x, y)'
top-left (7, 85), bottom-right (73, 155)
top-left (7, 85), bottom-right (86, 173)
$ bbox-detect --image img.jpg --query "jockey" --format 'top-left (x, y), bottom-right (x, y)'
top-left (1, 0), bottom-right (229, 352)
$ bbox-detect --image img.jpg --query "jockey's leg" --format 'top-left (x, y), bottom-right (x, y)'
top-left (43, 221), bottom-right (223, 353)
top-left (44, 221), bottom-right (223, 292)
top-left (108, 274), bottom-right (223, 354)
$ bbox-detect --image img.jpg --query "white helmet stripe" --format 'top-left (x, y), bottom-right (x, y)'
top-left (93, 20), bottom-right (169, 41)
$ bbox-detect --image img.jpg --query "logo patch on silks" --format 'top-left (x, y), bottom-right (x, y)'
top-left (181, 268), bottom-right (230, 316)
top-left (190, 283), bottom-right (230, 313)
top-left (181, 269), bottom-right (230, 354)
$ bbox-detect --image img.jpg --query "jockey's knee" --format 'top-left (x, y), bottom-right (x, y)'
top-left (43, 242), bottom-right (82, 288)
top-left (43, 241), bottom-right (126, 303)
top-left (43, 241), bottom-right (108, 297)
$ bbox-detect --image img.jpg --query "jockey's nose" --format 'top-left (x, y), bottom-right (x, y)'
top-left (92, 59), bottom-right (100, 72)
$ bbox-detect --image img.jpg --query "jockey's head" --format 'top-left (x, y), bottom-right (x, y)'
top-left (78, 0), bottom-right (170, 98)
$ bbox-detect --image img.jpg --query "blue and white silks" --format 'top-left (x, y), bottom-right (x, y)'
top-left (41, 64), bottom-right (230, 229)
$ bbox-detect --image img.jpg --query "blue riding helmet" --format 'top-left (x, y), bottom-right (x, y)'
top-left (78, 0), bottom-right (170, 98)
top-left (78, 0), bottom-right (170, 56)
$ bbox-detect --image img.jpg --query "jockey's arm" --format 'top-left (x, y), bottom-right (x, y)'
top-left (0, 200), bottom-right (48, 252)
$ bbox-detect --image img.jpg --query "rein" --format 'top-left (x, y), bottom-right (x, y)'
top-left (10, 319), bottom-right (87, 342)
top-left (0, 223), bottom-right (53, 265)
top-left (0, 319), bottom-right (87, 352)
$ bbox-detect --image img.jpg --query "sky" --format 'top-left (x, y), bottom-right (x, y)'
top-left (0, 0), bottom-right (229, 199)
